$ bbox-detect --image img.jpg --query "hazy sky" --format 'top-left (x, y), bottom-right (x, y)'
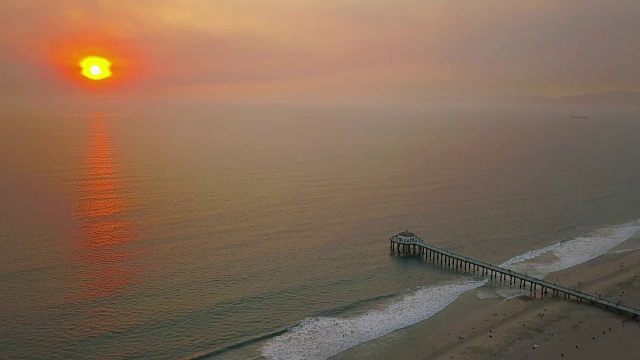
top-left (1, 0), bottom-right (639, 103)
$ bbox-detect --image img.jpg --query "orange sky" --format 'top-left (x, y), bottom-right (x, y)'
top-left (1, 0), bottom-right (639, 103)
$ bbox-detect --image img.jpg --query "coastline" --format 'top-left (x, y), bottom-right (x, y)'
top-left (430, 236), bottom-right (640, 359)
top-left (331, 229), bottom-right (640, 360)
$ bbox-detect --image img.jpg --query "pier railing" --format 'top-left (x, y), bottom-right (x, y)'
top-left (389, 236), bottom-right (640, 319)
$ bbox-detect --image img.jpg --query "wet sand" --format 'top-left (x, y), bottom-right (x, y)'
top-left (427, 239), bottom-right (640, 359)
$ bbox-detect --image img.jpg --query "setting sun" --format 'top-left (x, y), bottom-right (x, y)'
top-left (80, 56), bottom-right (112, 80)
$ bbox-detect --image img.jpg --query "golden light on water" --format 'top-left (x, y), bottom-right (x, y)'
top-left (80, 56), bottom-right (112, 80)
top-left (75, 118), bottom-right (138, 303)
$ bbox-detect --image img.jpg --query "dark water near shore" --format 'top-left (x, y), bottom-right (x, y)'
top-left (1, 105), bottom-right (639, 359)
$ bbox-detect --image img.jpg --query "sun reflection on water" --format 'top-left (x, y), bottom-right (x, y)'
top-left (75, 117), bottom-right (138, 302)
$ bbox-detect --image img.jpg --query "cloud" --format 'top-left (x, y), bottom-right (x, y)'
top-left (0, 0), bottom-right (639, 101)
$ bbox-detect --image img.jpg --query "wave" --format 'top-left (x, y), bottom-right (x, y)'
top-left (494, 221), bottom-right (640, 300)
top-left (500, 220), bottom-right (640, 278)
top-left (499, 242), bottom-right (561, 268)
top-left (261, 281), bottom-right (484, 360)
top-left (189, 328), bottom-right (291, 359)
top-left (261, 220), bottom-right (640, 360)
top-left (311, 291), bottom-right (407, 318)
top-left (189, 292), bottom-right (408, 359)
top-left (608, 247), bottom-right (640, 255)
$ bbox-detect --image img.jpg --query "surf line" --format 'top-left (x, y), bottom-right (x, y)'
top-left (390, 230), bottom-right (640, 319)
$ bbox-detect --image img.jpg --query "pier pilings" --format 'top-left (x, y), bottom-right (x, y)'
top-left (389, 235), bottom-right (640, 319)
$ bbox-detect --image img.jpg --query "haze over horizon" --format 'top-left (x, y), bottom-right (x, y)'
top-left (3, 2), bottom-right (640, 360)
top-left (2, 0), bottom-right (640, 106)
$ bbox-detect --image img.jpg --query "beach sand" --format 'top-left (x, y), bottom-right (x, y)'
top-left (333, 235), bottom-right (640, 360)
top-left (427, 239), bottom-right (640, 359)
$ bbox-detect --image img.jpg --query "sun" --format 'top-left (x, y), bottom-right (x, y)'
top-left (80, 56), bottom-right (112, 80)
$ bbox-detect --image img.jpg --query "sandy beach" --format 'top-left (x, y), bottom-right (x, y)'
top-left (427, 237), bottom-right (640, 359)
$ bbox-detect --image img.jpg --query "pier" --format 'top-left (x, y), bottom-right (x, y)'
top-left (390, 231), bottom-right (640, 319)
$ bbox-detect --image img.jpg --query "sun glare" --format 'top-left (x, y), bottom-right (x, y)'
top-left (80, 56), bottom-right (112, 80)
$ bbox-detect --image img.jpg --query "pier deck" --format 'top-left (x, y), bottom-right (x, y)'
top-left (390, 235), bottom-right (640, 319)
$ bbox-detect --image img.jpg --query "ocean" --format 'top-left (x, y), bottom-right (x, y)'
top-left (1, 104), bottom-right (639, 359)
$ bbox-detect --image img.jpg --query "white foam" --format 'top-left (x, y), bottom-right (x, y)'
top-left (501, 220), bottom-right (640, 279)
top-left (492, 220), bottom-right (640, 299)
top-left (261, 281), bottom-right (485, 360)
top-left (608, 247), bottom-right (640, 255)
top-left (499, 242), bottom-right (561, 268)
top-left (262, 220), bottom-right (640, 359)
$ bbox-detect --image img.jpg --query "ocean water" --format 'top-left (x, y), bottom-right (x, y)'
top-left (1, 104), bottom-right (639, 359)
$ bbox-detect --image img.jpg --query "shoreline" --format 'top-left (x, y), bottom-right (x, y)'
top-left (431, 239), bottom-right (640, 359)
top-left (332, 234), bottom-right (640, 360)
top-left (331, 231), bottom-right (640, 360)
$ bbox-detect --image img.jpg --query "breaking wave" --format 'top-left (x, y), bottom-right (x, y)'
top-left (261, 220), bottom-right (640, 359)
top-left (501, 220), bottom-right (640, 278)
top-left (261, 281), bottom-right (484, 360)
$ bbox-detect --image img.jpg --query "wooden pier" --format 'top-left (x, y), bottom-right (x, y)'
top-left (390, 232), bottom-right (640, 319)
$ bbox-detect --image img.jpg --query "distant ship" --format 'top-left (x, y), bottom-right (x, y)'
top-left (570, 115), bottom-right (589, 120)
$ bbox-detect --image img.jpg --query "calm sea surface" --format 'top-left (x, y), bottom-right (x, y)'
top-left (1, 105), bottom-right (639, 359)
